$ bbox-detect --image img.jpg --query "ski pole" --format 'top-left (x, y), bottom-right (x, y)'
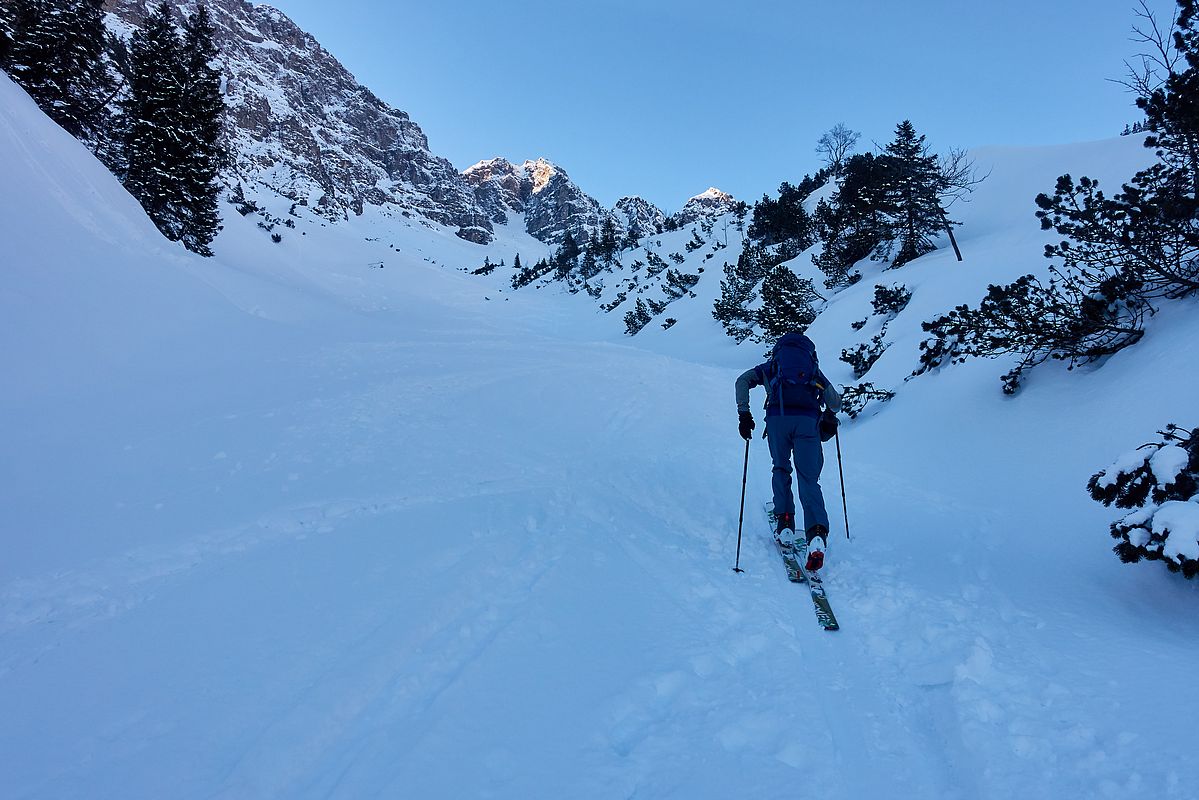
top-left (733, 438), bottom-right (750, 573)
top-left (834, 428), bottom-right (851, 541)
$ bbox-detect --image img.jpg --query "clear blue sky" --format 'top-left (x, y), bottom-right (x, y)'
top-left (266, 0), bottom-right (1165, 211)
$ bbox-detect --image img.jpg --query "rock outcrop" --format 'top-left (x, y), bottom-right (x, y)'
top-left (103, 0), bottom-right (492, 241)
top-left (463, 157), bottom-right (611, 246)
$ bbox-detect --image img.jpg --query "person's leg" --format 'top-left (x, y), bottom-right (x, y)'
top-left (792, 416), bottom-right (831, 535)
top-left (766, 417), bottom-right (796, 525)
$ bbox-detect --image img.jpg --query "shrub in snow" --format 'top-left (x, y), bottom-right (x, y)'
top-left (623, 298), bottom-right (652, 335)
top-left (600, 291), bottom-right (628, 313)
top-left (914, 268), bottom-right (1146, 394)
top-left (1087, 424), bottom-right (1199, 578)
top-left (839, 383), bottom-right (895, 419)
top-left (840, 333), bottom-right (887, 379)
top-left (662, 269), bottom-right (699, 300)
top-left (871, 283), bottom-right (911, 318)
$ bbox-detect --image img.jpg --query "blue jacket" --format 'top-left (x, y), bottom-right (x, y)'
top-left (735, 362), bottom-right (841, 417)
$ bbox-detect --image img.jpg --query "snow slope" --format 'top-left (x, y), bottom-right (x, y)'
top-left (2, 72), bottom-right (1198, 800)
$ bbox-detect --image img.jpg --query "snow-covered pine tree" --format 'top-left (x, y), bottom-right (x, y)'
top-left (623, 298), bottom-right (653, 335)
top-left (1088, 424), bottom-right (1199, 578)
top-left (711, 260), bottom-right (757, 341)
top-left (840, 333), bottom-right (888, 379)
top-left (597, 216), bottom-right (619, 265)
top-left (812, 153), bottom-right (892, 288)
top-left (124, 1), bottom-right (188, 242)
top-left (756, 262), bottom-right (818, 340)
top-left (0, 1), bottom-right (15, 67)
top-left (3, 0), bottom-right (112, 141)
top-left (883, 120), bottom-right (948, 268)
top-left (871, 283), bottom-right (912, 318)
top-left (178, 4), bottom-right (224, 256)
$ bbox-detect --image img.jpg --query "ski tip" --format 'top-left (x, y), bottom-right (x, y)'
top-left (732, 567), bottom-right (746, 574)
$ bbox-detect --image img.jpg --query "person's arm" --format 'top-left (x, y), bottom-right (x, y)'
top-left (816, 369), bottom-right (842, 413)
top-left (735, 365), bottom-right (766, 414)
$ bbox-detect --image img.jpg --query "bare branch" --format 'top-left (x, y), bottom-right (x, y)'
top-left (1110, 0), bottom-right (1181, 101)
top-left (816, 123), bottom-right (860, 174)
top-left (938, 148), bottom-right (989, 208)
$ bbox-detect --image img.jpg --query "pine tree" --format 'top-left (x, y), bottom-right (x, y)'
top-left (558, 230), bottom-right (581, 263)
top-left (0, 1), bottom-right (15, 67)
top-left (882, 120), bottom-right (947, 268)
top-left (178, 4), bottom-right (224, 255)
top-left (124, 1), bottom-right (188, 242)
top-left (598, 216), bottom-right (618, 264)
top-left (757, 263), bottom-right (819, 340)
top-left (513, 253), bottom-right (522, 271)
top-left (812, 153), bottom-right (892, 287)
top-left (4, 0), bottom-right (112, 140)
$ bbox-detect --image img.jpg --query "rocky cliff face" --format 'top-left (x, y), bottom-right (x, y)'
top-left (102, 0), bottom-right (492, 241)
top-left (100, 1), bottom-right (729, 251)
top-left (462, 157), bottom-right (612, 246)
top-left (613, 196), bottom-right (665, 239)
top-left (673, 187), bottom-right (738, 227)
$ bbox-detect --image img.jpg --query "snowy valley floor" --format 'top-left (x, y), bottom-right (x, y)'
top-left (4, 300), bottom-right (1198, 800)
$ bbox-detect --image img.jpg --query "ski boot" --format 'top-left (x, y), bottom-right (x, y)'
top-left (805, 524), bottom-right (828, 571)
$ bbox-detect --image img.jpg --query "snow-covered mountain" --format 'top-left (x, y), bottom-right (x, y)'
top-left (614, 195), bottom-right (667, 239)
top-left (99, 0), bottom-right (714, 251)
top-left (462, 156), bottom-right (615, 245)
top-left (103, 0), bottom-right (496, 240)
top-left (674, 186), bottom-right (738, 226)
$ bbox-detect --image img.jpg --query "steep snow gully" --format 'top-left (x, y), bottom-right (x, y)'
top-left (3, 74), bottom-right (1198, 799)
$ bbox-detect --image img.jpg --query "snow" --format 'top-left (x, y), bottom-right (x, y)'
top-left (1095, 447), bottom-right (1149, 488)
top-left (3, 70), bottom-right (1199, 800)
top-left (1154, 501), bottom-right (1199, 561)
top-left (1151, 444), bottom-right (1191, 486)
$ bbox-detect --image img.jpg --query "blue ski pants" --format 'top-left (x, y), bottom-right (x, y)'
top-left (766, 414), bottom-right (830, 533)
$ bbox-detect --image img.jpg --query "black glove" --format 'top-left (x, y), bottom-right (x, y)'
top-left (818, 408), bottom-right (839, 442)
top-left (738, 411), bottom-right (755, 440)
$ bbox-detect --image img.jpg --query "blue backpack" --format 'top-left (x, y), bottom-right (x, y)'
top-left (766, 333), bottom-right (822, 416)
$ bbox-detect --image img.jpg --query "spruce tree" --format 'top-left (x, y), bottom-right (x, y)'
top-left (124, 1), bottom-right (188, 242)
top-left (812, 153), bottom-right (893, 287)
top-left (882, 120), bottom-right (947, 268)
top-left (0, 1), bottom-right (14, 67)
top-left (4, 0), bottom-right (51, 98)
top-left (757, 263), bottom-right (819, 340)
top-left (4, 0), bottom-right (112, 140)
top-left (178, 4), bottom-right (224, 255)
top-left (559, 230), bottom-right (581, 263)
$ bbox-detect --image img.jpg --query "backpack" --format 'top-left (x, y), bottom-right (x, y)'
top-left (766, 332), bottom-right (822, 415)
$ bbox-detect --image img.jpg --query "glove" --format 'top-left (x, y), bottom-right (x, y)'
top-left (818, 408), bottom-right (839, 443)
top-left (738, 411), bottom-right (755, 440)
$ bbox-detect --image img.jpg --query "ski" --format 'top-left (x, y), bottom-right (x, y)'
top-left (795, 538), bottom-right (840, 631)
top-left (766, 505), bottom-right (804, 583)
top-left (766, 503), bottom-right (840, 631)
